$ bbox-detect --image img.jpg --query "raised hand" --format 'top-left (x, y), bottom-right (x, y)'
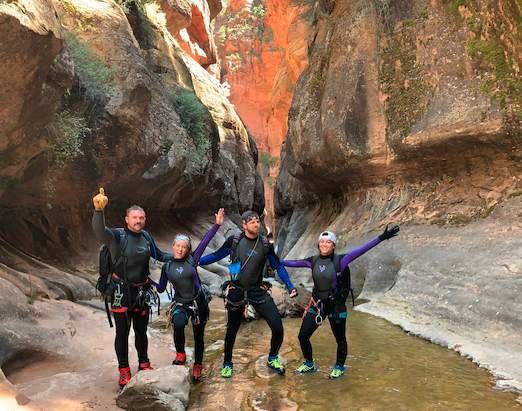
top-left (379, 225), bottom-right (400, 241)
top-left (216, 208), bottom-right (225, 225)
top-left (93, 188), bottom-right (108, 211)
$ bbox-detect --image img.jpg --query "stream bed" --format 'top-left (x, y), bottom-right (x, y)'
top-left (185, 303), bottom-right (520, 410)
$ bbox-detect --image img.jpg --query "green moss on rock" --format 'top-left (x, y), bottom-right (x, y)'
top-left (380, 20), bottom-right (433, 139)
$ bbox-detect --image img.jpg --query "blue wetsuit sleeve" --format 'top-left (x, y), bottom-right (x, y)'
top-left (339, 237), bottom-right (381, 271)
top-left (267, 244), bottom-right (295, 291)
top-left (280, 259), bottom-right (312, 269)
top-left (198, 235), bottom-right (234, 265)
top-left (193, 224), bottom-right (220, 264)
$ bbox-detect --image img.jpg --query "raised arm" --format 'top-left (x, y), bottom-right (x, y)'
top-left (340, 225), bottom-right (399, 271)
top-left (92, 188), bottom-right (118, 257)
top-left (198, 235), bottom-right (234, 265)
top-left (193, 208), bottom-right (224, 264)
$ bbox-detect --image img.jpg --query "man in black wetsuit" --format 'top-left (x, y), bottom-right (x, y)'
top-left (92, 188), bottom-right (173, 389)
top-left (199, 210), bottom-right (297, 378)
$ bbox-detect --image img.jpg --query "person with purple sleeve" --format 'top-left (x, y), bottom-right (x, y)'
top-left (151, 208), bottom-right (225, 382)
top-left (281, 225), bottom-right (399, 379)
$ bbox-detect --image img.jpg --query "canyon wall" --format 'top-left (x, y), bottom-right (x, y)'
top-left (274, 0), bottom-right (522, 393)
top-left (0, 0), bottom-right (264, 307)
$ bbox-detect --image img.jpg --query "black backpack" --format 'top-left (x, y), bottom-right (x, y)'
top-left (311, 253), bottom-right (354, 305)
top-left (97, 229), bottom-right (128, 296)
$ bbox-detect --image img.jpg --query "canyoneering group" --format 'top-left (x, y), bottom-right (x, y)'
top-left (92, 188), bottom-right (399, 390)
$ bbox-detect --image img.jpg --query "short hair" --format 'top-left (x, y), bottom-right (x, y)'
top-left (126, 205), bottom-right (146, 217)
top-left (241, 210), bottom-right (260, 223)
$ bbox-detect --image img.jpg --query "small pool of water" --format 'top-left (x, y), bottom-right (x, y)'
top-left (187, 303), bottom-right (520, 410)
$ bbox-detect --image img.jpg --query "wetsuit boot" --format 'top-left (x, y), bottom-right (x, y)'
top-left (118, 366), bottom-right (131, 389)
top-left (138, 361), bottom-right (153, 371)
top-left (192, 364), bottom-right (203, 381)
top-left (173, 352), bottom-right (186, 365)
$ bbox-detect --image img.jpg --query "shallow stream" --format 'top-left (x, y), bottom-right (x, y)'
top-left (186, 303), bottom-right (520, 410)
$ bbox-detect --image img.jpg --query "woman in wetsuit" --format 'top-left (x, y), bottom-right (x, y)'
top-left (281, 225), bottom-right (399, 379)
top-left (152, 208), bottom-right (224, 381)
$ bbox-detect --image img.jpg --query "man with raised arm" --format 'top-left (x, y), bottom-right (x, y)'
top-left (92, 188), bottom-right (173, 390)
top-left (199, 210), bottom-right (297, 378)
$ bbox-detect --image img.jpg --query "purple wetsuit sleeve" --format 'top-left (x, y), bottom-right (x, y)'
top-left (339, 237), bottom-right (381, 271)
top-left (150, 268), bottom-right (169, 293)
top-left (280, 260), bottom-right (312, 269)
top-left (193, 224), bottom-right (220, 264)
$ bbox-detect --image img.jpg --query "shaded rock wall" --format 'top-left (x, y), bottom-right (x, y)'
top-left (274, 0), bottom-right (522, 393)
top-left (0, 0), bottom-right (263, 303)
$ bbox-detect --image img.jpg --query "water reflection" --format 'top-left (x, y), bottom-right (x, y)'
top-left (186, 304), bottom-right (519, 410)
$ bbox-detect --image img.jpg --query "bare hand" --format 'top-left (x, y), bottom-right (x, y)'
top-left (216, 208), bottom-right (225, 225)
top-left (93, 188), bottom-right (108, 211)
top-left (289, 289), bottom-right (298, 298)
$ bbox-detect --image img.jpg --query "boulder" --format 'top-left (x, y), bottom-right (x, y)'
top-left (117, 385), bottom-right (185, 411)
top-left (124, 365), bottom-right (191, 407)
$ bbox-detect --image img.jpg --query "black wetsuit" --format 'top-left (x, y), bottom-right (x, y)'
top-left (92, 210), bottom-right (173, 368)
top-left (199, 233), bottom-right (295, 365)
top-left (282, 237), bottom-right (382, 367)
top-left (151, 224), bottom-right (219, 365)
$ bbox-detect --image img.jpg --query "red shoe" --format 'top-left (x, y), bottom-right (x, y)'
top-left (172, 352), bottom-right (186, 365)
top-left (192, 364), bottom-right (203, 381)
top-left (118, 366), bottom-right (131, 389)
top-left (138, 361), bottom-right (153, 371)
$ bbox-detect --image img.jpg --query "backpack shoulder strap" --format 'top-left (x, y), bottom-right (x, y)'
top-left (161, 259), bottom-right (172, 276)
top-left (186, 254), bottom-right (196, 268)
top-left (261, 235), bottom-right (269, 259)
top-left (113, 228), bottom-right (128, 265)
top-left (230, 233), bottom-right (241, 261)
top-left (333, 253), bottom-right (342, 277)
top-left (141, 230), bottom-right (157, 264)
top-left (311, 254), bottom-right (320, 270)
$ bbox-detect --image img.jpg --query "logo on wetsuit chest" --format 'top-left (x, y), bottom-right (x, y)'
top-left (319, 265), bottom-right (326, 272)
top-left (176, 267), bottom-right (184, 274)
top-left (247, 249), bottom-right (258, 256)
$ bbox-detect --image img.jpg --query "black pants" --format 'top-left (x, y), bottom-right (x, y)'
top-left (113, 307), bottom-right (150, 368)
top-left (224, 288), bottom-right (283, 364)
top-left (171, 297), bottom-right (209, 365)
top-left (298, 299), bottom-right (347, 367)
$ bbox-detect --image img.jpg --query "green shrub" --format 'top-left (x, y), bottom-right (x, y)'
top-left (44, 110), bottom-right (90, 198)
top-left (259, 151), bottom-right (279, 168)
top-left (226, 53), bottom-right (241, 60)
top-left (65, 32), bottom-right (119, 101)
top-left (172, 90), bottom-right (211, 175)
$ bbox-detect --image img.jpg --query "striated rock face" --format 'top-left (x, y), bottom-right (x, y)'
top-left (0, 0), bottom-right (72, 186)
top-left (277, 0), bottom-right (522, 239)
top-left (0, 0), bottom-right (263, 311)
top-left (214, 0), bottom-right (308, 230)
top-left (215, 0), bottom-right (308, 157)
top-left (274, 0), bottom-right (522, 393)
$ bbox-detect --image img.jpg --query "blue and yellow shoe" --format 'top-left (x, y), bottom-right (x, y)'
top-left (267, 355), bottom-right (285, 374)
top-left (329, 365), bottom-right (346, 379)
top-left (294, 361), bottom-right (317, 374)
top-left (222, 363), bottom-right (233, 378)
